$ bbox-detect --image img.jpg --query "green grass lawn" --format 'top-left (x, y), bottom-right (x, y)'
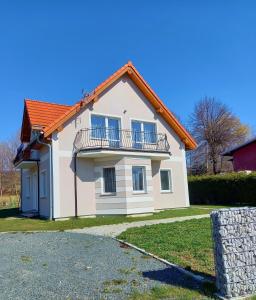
top-left (129, 284), bottom-right (215, 300)
top-left (0, 206), bottom-right (214, 232)
top-left (118, 218), bottom-right (215, 277)
top-left (119, 218), bottom-right (256, 300)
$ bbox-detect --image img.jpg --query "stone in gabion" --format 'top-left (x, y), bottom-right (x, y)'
top-left (211, 207), bottom-right (256, 299)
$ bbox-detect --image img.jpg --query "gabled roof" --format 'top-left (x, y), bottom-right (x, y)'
top-left (21, 99), bottom-right (72, 142)
top-left (223, 137), bottom-right (256, 156)
top-left (20, 62), bottom-right (197, 150)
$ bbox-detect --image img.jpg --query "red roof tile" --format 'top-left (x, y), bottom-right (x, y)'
top-left (20, 62), bottom-right (197, 150)
top-left (20, 99), bottom-right (72, 142)
top-left (25, 99), bottom-right (72, 129)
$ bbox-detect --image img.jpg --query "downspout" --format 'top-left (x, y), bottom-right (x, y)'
top-left (73, 129), bottom-right (83, 218)
top-left (74, 151), bottom-right (78, 217)
top-left (37, 161), bottom-right (40, 215)
top-left (37, 135), bottom-right (53, 220)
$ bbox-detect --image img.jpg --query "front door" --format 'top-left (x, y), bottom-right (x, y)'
top-left (32, 173), bottom-right (38, 211)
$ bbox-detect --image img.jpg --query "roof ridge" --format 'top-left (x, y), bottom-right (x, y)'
top-left (25, 98), bottom-right (72, 107)
top-left (28, 61), bottom-right (196, 150)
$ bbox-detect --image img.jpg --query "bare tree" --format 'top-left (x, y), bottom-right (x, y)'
top-left (0, 132), bottom-right (20, 196)
top-left (189, 97), bottom-right (250, 174)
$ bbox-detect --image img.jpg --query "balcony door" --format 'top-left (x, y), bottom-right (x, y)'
top-left (108, 118), bottom-right (120, 148)
top-left (132, 120), bottom-right (157, 149)
top-left (132, 121), bottom-right (143, 149)
top-left (91, 115), bottom-right (120, 148)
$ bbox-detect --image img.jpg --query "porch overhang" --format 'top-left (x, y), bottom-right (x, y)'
top-left (15, 160), bottom-right (39, 169)
top-left (77, 148), bottom-right (170, 160)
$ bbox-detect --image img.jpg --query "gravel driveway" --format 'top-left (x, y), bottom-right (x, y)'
top-left (0, 232), bottom-right (203, 299)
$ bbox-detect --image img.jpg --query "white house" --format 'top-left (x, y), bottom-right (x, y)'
top-left (14, 62), bottom-right (196, 219)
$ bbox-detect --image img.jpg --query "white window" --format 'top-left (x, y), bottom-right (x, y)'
top-left (160, 169), bottom-right (172, 193)
top-left (102, 167), bottom-right (116, 194)
top-left (131, 120), bottom-right (157, 148)
top-left (26, 176), bottom-right (31, 198)
top-left (132, 166), bottom-right (146, 193)
top-left (40, 170), bottom-right (47, 198)
top-left (91, 114), bottom-right (120, 142)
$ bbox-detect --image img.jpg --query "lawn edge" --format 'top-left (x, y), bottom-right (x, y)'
top-left (114, 237), bottom-right (211, 284)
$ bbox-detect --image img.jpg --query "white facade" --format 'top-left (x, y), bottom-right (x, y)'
top-left (19, 73), bottom-right (192, 219)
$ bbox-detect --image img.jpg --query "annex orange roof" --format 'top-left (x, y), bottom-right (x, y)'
top-left (21, 99), bottom-right (72, 142)
top-left (20, 62), bottom-right (197, 150)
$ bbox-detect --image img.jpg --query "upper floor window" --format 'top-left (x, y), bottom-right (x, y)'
top-left (91, 115), bottom-right (120, 148)
top-left (91, 115), bottom-right (106, 139)
top-left (131, 120), bottom-right (157, 148)
top-left (91, 115), bottom-right (120, 146)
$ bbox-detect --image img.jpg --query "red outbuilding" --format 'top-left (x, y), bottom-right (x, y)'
top-left (223, 138), bottom-right (256, 171)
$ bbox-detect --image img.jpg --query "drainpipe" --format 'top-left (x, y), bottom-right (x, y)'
top-left (74, 151), bottom-right (78, 217)
top-left (37, 135), bottom-right (53, 220)
top-left (36, 161), bottom-right (40, 215)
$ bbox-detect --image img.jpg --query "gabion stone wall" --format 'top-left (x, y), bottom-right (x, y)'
top-left (211, 207), bottom-right (256, 299)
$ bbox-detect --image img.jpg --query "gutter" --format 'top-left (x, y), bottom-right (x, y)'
top-left (37, 135), bottom-right (53, 220)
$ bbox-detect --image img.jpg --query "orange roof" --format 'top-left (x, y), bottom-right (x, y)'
top-left (21, 99), bottom-right (72, 142)
top-left (20, 62), bottom-right (197, 150)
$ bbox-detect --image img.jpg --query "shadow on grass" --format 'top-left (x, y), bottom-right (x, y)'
top-left (0, 208), bottom-right (20, 218)
top-left (142, 267), bottom-right (216, 297)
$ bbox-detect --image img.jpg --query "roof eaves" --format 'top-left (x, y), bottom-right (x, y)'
top-left (222, 137), bottom-right (256, 156)
top-left (43, 62), bottom-right (197, 150)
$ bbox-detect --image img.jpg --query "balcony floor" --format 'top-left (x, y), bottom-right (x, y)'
top-left (77, 148), bottom-right (170, 160)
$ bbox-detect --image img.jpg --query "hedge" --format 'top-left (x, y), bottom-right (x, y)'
top-left (188, 172), bottom-right (256, 206)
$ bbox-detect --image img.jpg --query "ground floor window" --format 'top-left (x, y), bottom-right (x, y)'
top-left (132, 166), bottom-right (146, 192)
top-left (160, 169), bottom-right (172, 192)
top-left (103, 167), bottom-right (116, 193)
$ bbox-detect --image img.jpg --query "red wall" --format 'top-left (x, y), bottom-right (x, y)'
top-left (233, 142), bottom-right (256, 171)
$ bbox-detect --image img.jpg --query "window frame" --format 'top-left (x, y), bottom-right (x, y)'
top-left (160, 168), bottom-right (173, 193)
top-left (40, 170), bottom-right (47, 198)
top-left (132, 166), bottom-right (147, 194)
top-left (130, 119), bottom-right (157, 145)
top-left (90, 113), bottom-right (122, 141)
top-left (101, 166), bottom-right (117, 195)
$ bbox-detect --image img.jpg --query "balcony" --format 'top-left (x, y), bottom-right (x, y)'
top-left (13, 145), bottom-right (39, 169)
top-left (74, 128), bottom-right (170, 158)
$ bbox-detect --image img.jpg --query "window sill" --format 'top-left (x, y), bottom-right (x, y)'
top-left (100, 193), bottom-right (117, 197)
top-left (160, 190), bottom-right (173, 194)
top-left (132, 191), bottom-right (147, 195)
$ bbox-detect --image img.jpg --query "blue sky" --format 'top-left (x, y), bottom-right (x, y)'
top-left (0, 0), bottom-right (256, 141)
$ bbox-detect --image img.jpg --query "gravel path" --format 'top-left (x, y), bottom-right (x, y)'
top-left (69, 214), bottom-right (210, 237)
top-left (0, 232), bottom-right (205, 300)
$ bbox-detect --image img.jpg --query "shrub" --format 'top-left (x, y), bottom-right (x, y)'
top-left (188, 172), bottom-right (256, 205)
